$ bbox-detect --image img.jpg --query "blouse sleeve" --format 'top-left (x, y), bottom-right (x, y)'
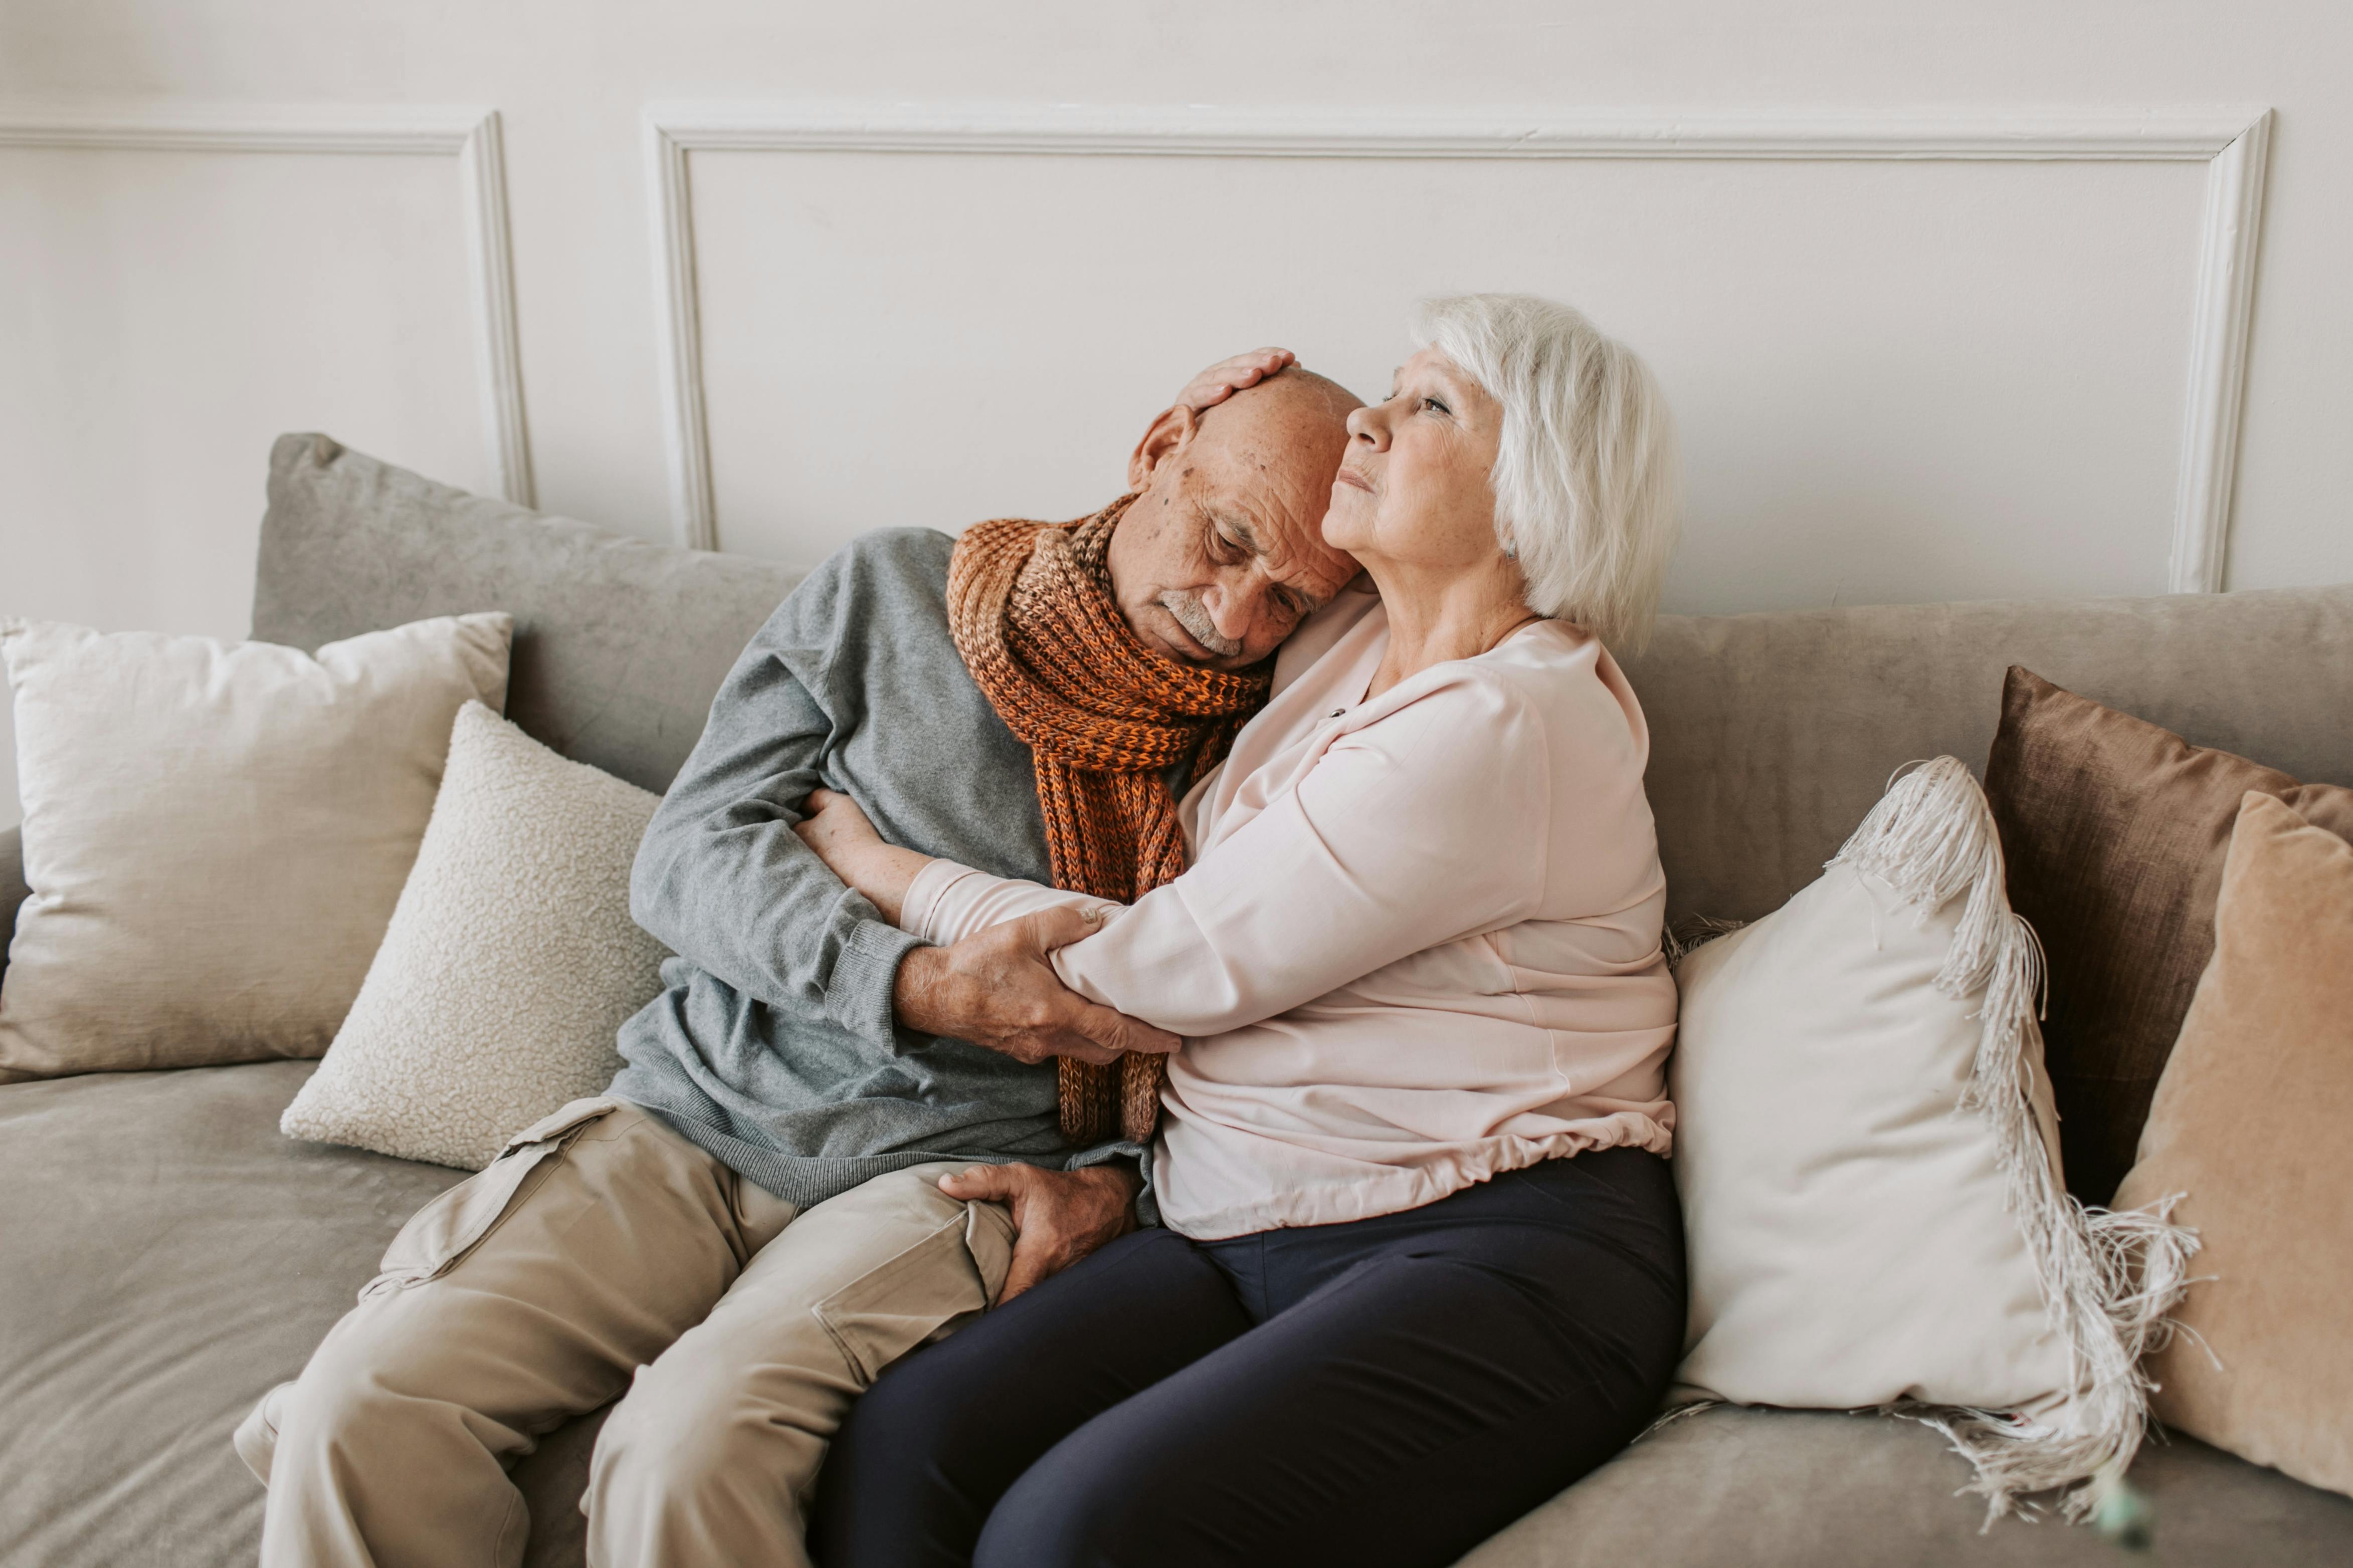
top-left (1046, 670), bottom-right (1555, 1036)
top-left (900, 859), bottom-right (1120, 946)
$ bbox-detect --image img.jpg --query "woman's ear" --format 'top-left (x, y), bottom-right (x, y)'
top-left (1125, 404), bottom-right (1200, 492)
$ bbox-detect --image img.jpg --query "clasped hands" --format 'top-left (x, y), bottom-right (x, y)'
top-left (793, 787), bottom-right (1176, 1068)
top-left (794, 785), bottom-right (1175, 1298)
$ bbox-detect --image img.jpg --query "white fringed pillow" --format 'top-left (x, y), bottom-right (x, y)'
top-left (282, 702), bottom-right (670, 1170)
top-left (1669, 758), bottom-right (2193, 1523)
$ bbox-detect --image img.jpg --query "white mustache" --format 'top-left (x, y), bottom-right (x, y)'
top-left (1158, 591), bottom-right (1244, 659)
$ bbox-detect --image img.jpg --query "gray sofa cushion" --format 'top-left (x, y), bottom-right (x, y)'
top-left (250, 433), bottom-right (800, 797)
top-left (7, 1058), bottom-right (2349, 1568)
top-left (1460, 1405), bottom-right (2353, 1567)
top-left (0, 1060), bottom-right (598, 1568)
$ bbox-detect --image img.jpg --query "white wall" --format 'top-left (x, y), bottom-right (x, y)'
top-left (687, 144), bottom-right (2204, 599)
top-left (5, 1), bottom-right (2352, 828)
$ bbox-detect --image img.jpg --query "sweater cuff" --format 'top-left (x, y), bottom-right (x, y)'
top-left (1066, 1137), bottom-right (1161, 1229)
top-left (824, 917), bottom-right (926, 1053)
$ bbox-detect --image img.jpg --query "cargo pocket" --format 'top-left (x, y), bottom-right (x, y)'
top-left (361, 1097), bottom-right (625, 1301)
top-left (811, 1199), bottom-right (1016, 1387)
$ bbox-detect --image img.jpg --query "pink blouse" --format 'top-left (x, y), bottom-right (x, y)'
top-left (903, 591), bottom-right (1679, 1239)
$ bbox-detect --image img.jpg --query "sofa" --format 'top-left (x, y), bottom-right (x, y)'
top-left (4, 432), bottom-right (2350, 1567)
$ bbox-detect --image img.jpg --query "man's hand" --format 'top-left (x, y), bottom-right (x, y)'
top-left (941, 1161), bottom-right (1140, 1302)
top-left (893, 906), bottom-right (1180, 1065)
top-left (1176, 347), bottom-right (1296, 414)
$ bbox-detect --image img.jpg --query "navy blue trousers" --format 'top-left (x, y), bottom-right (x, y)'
top-left (810, 1147), bottom-right (1686, 1568)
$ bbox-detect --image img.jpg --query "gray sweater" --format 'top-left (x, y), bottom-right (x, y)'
top-left (608, 527), bottom-right (1148, 1212)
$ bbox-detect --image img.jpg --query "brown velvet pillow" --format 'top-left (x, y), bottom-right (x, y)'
top-left (1983, 667), bottom-right (2353, 1204)
top-left (2113, 793), bottom-right (2353, 1496)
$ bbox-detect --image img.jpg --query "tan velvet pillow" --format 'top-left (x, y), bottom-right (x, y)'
top-left (1983, 668), bottom-right (2353, 1203)
top-left (2113, 793), bottom-right (2353, 1496)
top-left (0, 615), bottom-right (511, 1079)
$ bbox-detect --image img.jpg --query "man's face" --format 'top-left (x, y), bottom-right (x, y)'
top-left (1106, 375), bottom-right (1361, 672)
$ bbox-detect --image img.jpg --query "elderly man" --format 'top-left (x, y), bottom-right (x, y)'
top-left (235, 356), bottom-right (1361, 1568)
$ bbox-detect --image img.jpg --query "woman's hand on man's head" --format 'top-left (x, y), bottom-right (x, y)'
top-left (1175, 347), bottom-right (1296, 414)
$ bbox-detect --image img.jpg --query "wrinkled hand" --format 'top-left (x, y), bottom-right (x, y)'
top-left (893, 905), bottom-right (1180, 1066)
top-left (942, 1161), bottom-right (1140, 1302)
top-left (1176, 347), bottom-right (1296, 413)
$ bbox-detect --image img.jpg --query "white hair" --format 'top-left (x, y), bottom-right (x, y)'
top-left (1412, 293), bottom-right (1680, 652)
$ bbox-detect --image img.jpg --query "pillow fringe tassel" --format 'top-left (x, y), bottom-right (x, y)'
top-left (1663, 914), bottom-right (1747, 967)
top-left (1829, 758), bottom-right (2201, 1527)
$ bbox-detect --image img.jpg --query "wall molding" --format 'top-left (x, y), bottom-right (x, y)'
top-left (0, 101), bottom-right (535, 508)
top-left (2170, 112), bottom-right (2270, 597)
top-left (643, 101), bottom-right (2271, 589)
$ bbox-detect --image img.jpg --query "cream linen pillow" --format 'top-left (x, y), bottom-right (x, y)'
top-left (1670, 758), bottom-right (2193, 1524)
top-left (281, 703), bottom-right (670, 1169)
top-left (0, 614), bottom-right (510, 1079)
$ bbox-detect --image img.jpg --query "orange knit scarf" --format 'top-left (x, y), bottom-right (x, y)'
top-left (946, 495), bottom-right (1269, 1144)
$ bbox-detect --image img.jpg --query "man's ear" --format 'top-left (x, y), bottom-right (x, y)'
top-left (1126, 405), bottom-right (1200, 492)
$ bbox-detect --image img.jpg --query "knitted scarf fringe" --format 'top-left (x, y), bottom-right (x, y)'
top-left (1827, 757), bottom-right (2201, 1527)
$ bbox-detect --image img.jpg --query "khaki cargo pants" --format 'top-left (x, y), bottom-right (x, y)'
top-left (235, 1097), bottom-right (1015, 1568)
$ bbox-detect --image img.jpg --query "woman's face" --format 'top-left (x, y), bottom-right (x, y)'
top-left (1322, 347), bottom-right (1505, 571)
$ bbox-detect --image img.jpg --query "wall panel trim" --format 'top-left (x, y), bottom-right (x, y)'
top-left (643, 101), bottom-right (2270, 589)
top-left (0, 101), bottom-right (535, 508)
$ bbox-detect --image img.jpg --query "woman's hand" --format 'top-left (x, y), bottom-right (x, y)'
top-left (794, 787), bottom-right (930, 926)
top-left (794, 785), bottom-right (884, 863)
top-left (1175, 347), bottom-right (1296, 413)
top-left (802, 788), bottom-right (1180, 1062)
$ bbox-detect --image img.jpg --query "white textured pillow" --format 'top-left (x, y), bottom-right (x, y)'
top-left (282, 702), bottom-right (669, 1169)
top-left (1670, 759), bottom-right (2192, 1524)
top-left (0, 614), bottom-right (511, 1079)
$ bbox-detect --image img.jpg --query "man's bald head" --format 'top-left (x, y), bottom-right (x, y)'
top-left (1109, 366), bottom-right (1364, 670)
top-left (1197, 365), bottom-right (1363, 441)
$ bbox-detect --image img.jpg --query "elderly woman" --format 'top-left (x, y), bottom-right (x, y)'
top-left (800, 294), bottom-right (1685, 1568)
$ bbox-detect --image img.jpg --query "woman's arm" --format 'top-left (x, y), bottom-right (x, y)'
top-left (994, 671), bottom-right (1568, 1039)
top-left (793, 789), bottom-right (1178, 1064)
top-left (808, 667), bottom-right (1595, 1043)
top-left (793, 789), bottom-right (1118, 939)
top-left (904, 863), bottom-right (1123, 947)
top-left (789, 788), bottom-right (933, 926)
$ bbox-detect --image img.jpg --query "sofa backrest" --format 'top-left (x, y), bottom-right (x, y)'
top-left (252, 434), bottom-right (800, 796)
top-left (1626, 587), bottom-right (2353, 921)
top-left (252, 434), bottom-right (2353, 926)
